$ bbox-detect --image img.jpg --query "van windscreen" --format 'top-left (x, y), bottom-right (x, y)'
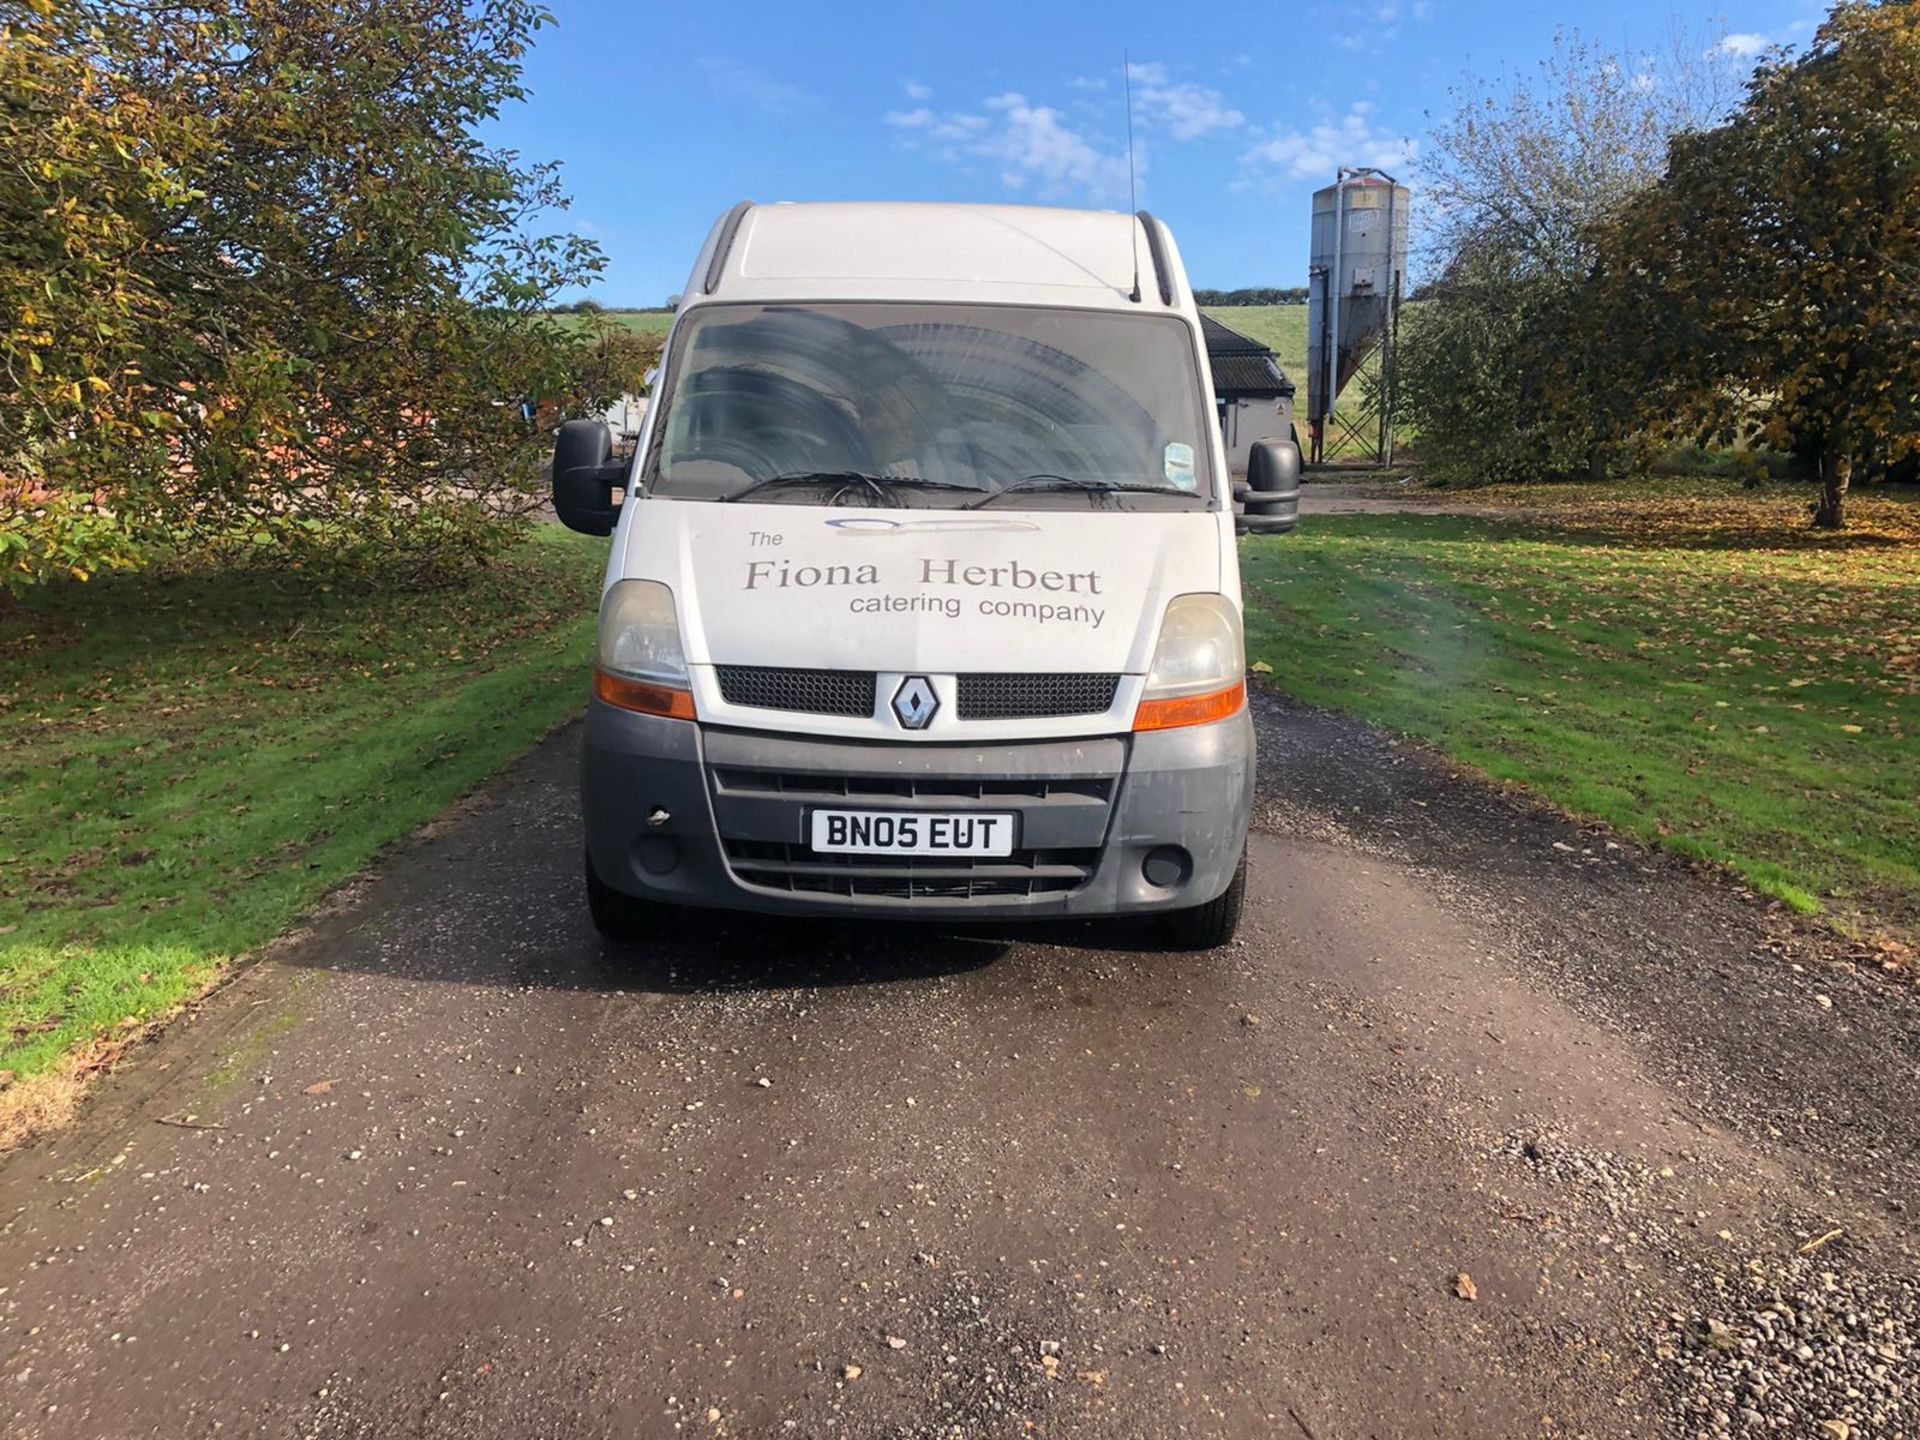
top-left (644, 303), bottom-right (1212, 509)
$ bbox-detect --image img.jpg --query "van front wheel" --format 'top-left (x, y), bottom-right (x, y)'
top-left (1162, 849), bottom-right (1247, 950)
top-left (585, 850), bottom-right (659, 944)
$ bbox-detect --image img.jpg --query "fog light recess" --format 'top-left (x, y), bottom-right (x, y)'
top-left (636, 836), bottom-right (680, 876)
top-left (1142, 846), bottom-right (1192, 889)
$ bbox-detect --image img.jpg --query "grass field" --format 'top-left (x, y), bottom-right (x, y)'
top-left (0, 529), bottom-right (606, 1132)
top-left (1240, 487), bottom-right (1920, 939)
top-left (579, 308), bottom-right (673, 336)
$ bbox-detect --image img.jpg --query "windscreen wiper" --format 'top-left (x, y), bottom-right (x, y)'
top-left (963, 473), bottom-right (1185, 511)
top-left (883, 476), bottom-right (991, 496)
top-left (721, 472), bottom-right (994, 506)
top-left (720, 471), bottom-right (900, 504)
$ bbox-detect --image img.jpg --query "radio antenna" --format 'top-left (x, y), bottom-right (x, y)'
top-left (1123, 50), bottom-right (1142, 302)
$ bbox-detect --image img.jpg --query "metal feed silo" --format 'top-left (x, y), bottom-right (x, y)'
top-left (1307, 168), bottom-right (1410, 464)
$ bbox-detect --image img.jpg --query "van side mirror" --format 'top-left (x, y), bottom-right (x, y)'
top-left (1235, 438), bottom-right (1301, 536)
top-left (552, 419), bottom-right (627, 536)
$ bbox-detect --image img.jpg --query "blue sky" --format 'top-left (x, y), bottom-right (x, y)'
top-left (489, 0), bottom-right (1828, 304)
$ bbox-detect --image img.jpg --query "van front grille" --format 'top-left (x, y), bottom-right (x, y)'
top-left (722, 840), bottom-right (1099, 899)
top-left (956, 673), bottom-right (1119, 720)
top-left (712, 667), bottom-right (1121, 722)
top-left (709, 770), bottom-right (1116, 805)
top-left (715, 665), bottom-right (875, 718)
top-left (703, 731), bottom-right (1124, 905)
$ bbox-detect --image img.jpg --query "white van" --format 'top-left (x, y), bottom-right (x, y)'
top-left (552, 202), bottom-right (1300, 948)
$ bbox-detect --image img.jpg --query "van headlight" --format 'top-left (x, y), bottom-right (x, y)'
top-left (595, 580), bottom-right (696, 720)
top-left (1134, 594), bottom-right (1247, 731)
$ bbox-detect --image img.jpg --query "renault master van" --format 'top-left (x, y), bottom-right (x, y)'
top-left (552, 202), bottom-right (1300, 948)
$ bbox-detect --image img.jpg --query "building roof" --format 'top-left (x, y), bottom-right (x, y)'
top-left (1201, 314), bottom-right (1296, 399)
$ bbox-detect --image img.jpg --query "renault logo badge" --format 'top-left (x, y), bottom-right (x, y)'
top-left (891, 676), bottom-right (939, 730)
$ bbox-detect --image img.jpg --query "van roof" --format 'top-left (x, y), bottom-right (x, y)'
top-left (685, 201), bottom-right (1190, 314)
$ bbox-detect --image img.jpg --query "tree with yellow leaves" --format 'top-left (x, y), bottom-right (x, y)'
top-left (2, 1), bottom-right (626, 594)
top-left (1618, 1), bottom-right (1920, 529)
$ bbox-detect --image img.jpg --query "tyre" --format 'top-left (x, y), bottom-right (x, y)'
top-left (585, 849), bottom-right (659, 944)
top-left (1162, 848), bottom-right (1247, 950)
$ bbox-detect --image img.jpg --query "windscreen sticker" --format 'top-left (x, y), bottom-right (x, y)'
top-left (1164, 441), bottom-right (1197, 492)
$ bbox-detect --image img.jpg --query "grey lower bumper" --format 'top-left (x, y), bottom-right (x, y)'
top-left (581, 700), bottom-right (1253, 919)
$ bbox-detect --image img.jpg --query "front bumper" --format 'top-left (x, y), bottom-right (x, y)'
top-left (581, 699), bottom-right (1253, 919)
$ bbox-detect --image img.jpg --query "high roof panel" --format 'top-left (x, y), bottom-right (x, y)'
top-left (728, 202), bottom-right (1141, 294)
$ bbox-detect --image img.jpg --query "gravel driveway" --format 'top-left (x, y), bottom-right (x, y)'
top-left (1, 693), bottom-right (1913, 1438)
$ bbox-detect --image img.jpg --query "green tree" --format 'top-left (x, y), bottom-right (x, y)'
top-left (1192, 287), bottom-right (1309, 306)
top-left (546, 324), bottom-right (662, 419)
top-left (0, 0), bottom-right (214, 587)
top-left (1397, 31), bottom-right (1732, 484)
top-left (1397, 248), bottom-right (1610, 484)
top-left (1616, 1), bottom-right (1920, 528)
top-left (2, 0), bottom-right (611, 591)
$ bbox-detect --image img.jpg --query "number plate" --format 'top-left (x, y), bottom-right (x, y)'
top-left (809, 809), bottom-right (1016, 857)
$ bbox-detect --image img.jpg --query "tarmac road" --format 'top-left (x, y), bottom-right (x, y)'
top-left (2, 692), bottom-right (1915, 1438)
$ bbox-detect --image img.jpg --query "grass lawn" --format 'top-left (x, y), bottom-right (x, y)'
top-left (1240, 488), bottom-right (1920, 937)
top-left (576, 309), bottom-right (674, 337)
top-left (0, 528), bottom-right (606, 1132)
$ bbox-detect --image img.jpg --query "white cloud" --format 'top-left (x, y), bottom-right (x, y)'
top-left (979, 92), bottom-right (1133, 199)
top-left (1327, 0), bottom-right (1428, 48)
top-left (883, 107), bottom-right (993, 143)
top-left (884, 90), bottom-right (1133, 202)
top-left (1125, 61), bottom-right (1245, 141)
top-left (901, 78), bottom-right (933, 100)
top-left (1719, 32), bottom-right (1771, 57)
top-left (700, 59), bottom-right (809, 113)
top-left (937, 113), bottom-right (990, 138)
top-left (882, 62), bottom-right (1261, 202)
top-left (1240, 101), bottom-right (1416, 184)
